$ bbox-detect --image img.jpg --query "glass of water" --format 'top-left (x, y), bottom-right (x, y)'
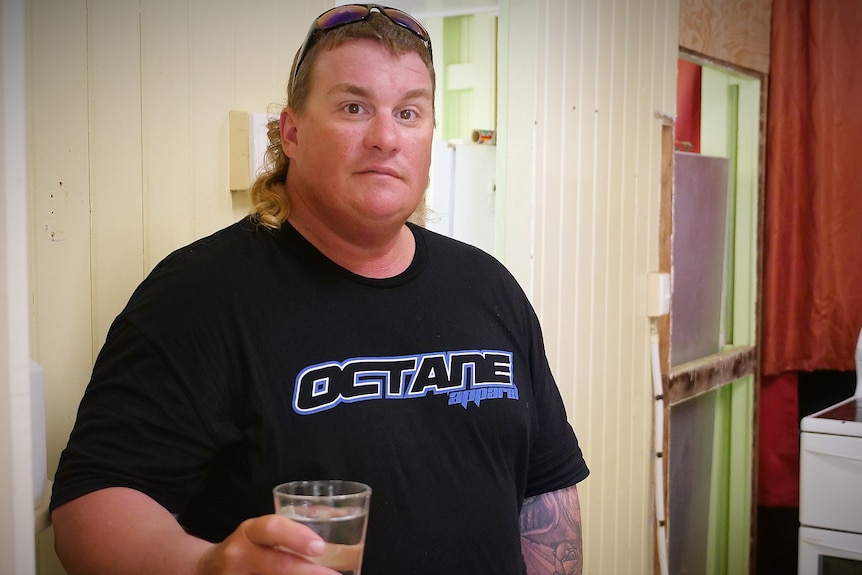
top-left (273, 480), bottom-right (371, 575)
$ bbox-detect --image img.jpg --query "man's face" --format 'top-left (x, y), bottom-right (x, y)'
top-left (281, 39), bottom-right (435, 239)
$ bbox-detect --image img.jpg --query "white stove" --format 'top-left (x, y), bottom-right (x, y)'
top-left (801, 396), bottom-right (862, 437)
top-left (798, 327), bottom-right (862, 574)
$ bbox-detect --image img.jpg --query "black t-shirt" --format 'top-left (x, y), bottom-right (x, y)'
top-left (52, 218), bottom-right (589, 574)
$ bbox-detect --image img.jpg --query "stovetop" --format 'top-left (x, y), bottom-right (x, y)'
top-left (801, 397), bottom-right (862, 437)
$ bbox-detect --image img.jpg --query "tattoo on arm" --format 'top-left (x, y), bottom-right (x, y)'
top-left (519, 484), bottom-right (583, 575)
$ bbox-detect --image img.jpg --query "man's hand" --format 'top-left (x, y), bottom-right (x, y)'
top-left (196, 513), bottom-right (337, 574)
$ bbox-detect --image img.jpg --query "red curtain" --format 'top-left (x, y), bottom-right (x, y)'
top-left (758, 372), bottom-right (800, 506)
top-left (759, 0), bottom-right (862, 507)
top-left (763, 0), bottom-right (862, 376)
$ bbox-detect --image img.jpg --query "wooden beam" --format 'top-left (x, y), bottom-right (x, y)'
top-left (667, 345), bottom-right (757, 405)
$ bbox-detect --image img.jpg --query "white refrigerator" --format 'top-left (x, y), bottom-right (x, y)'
top-left (427, 139), bottom-right (497, 256)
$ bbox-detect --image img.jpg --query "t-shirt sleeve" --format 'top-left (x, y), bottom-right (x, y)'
top-left (523, 311), bottom-right (590, 498)
top-left (49, 315), bottom-right (235, 515)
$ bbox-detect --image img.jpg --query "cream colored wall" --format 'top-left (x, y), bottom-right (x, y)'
top-left (28, 0), bottom-right (678, 574)
top-left (28, 1), bottom-right (330, 572)
top-left (499, 0), bottom-right (679, 572)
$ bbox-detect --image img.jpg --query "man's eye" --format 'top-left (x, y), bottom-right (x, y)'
top-left (346, 103), bottom-right (362, 114)
top-left (399, 110), bottom-right (416, 120)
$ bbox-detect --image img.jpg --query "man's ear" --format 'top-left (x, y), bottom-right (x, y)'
top-left (280, 108), bottom-right (299, 157)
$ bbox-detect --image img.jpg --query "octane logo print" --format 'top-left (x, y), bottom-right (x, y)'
top-left (292, 350), bottom-right (519, 414)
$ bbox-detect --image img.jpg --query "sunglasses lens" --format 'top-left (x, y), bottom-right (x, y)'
top-left (295, 4), bottom-right (432, 81)
top-left (382, 8), bottom-right (430, 41)
top-left (317, 5), bottom-right (370, 30)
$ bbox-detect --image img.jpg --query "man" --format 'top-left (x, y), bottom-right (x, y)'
top-left (50, 5), bottom-right (589, 574)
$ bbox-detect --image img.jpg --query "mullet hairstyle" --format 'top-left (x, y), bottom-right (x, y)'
top-left (249, 12), bottom-right (436, 230)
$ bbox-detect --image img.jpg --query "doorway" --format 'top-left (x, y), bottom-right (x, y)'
top-left (665, 55), bottom-right (763, 575)
top-left (385, 1), bottom-right (500, 253)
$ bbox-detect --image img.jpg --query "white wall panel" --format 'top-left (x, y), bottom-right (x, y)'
top-left (29, 0), bottom-right (92, 477)
top-left (501, 0), bottom-right (679, 572)
top-left (87, 0), bottom-right (146, 346)
top-left (141, 0), bottom-right (195, 268)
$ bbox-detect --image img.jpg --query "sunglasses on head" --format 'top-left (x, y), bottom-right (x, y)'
top-left (293, 4), bottom-right (433, 80)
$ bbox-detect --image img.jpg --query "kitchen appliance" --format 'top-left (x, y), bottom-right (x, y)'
top-left (427, 139), bottom-right (497, 256)
top-left (798, 326), bottom-right (862, 574)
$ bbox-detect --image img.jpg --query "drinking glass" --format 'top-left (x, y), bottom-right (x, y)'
top-left (273, 480), bottom-right (371, 575)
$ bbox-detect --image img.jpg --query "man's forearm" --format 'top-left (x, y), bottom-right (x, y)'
top-left (52, 488), bottom-right (212, 575)
top-left (519, 484), bottom-right (583, 575)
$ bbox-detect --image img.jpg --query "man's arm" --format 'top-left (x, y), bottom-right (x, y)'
top-left (519, 484), bottom-right (583, 575)
top-left (52, 487), bottom-right (332, 575)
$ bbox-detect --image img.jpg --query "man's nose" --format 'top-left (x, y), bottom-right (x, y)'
top-left (364, 113), bottom-right (399, 152)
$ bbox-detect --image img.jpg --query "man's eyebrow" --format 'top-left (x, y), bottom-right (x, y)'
top-left (327, 84), bottom-right (432, 103)
top-left (328, 83), bottom-right (371, 98)
top-left (402, 88), bottom-right (433, 102)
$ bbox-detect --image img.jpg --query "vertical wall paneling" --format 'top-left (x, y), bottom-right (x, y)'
top-left (558, 0), bottom-right (586, 447)
top-left (29, 0), bottom-right (92, 477)
top-left (87, 0), bottom-right (146, 347)
top-left (188, 0), bottom-right (236, 237)
top-left (501, 0), bottom-right (679, 572)
top-left (226, 0), bottom-right (274, 222)
top-left (533, 0), bottom-right (564, 372)
top-left (230, 0), bottom-right (274, 110)
top-left (141, 0), bottom-right (194, 269)
top-left (497, 0), bottom-right (536, 280)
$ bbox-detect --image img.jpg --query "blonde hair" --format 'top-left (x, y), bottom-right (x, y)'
top-left (250, 12), bottom-right (436, 230)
